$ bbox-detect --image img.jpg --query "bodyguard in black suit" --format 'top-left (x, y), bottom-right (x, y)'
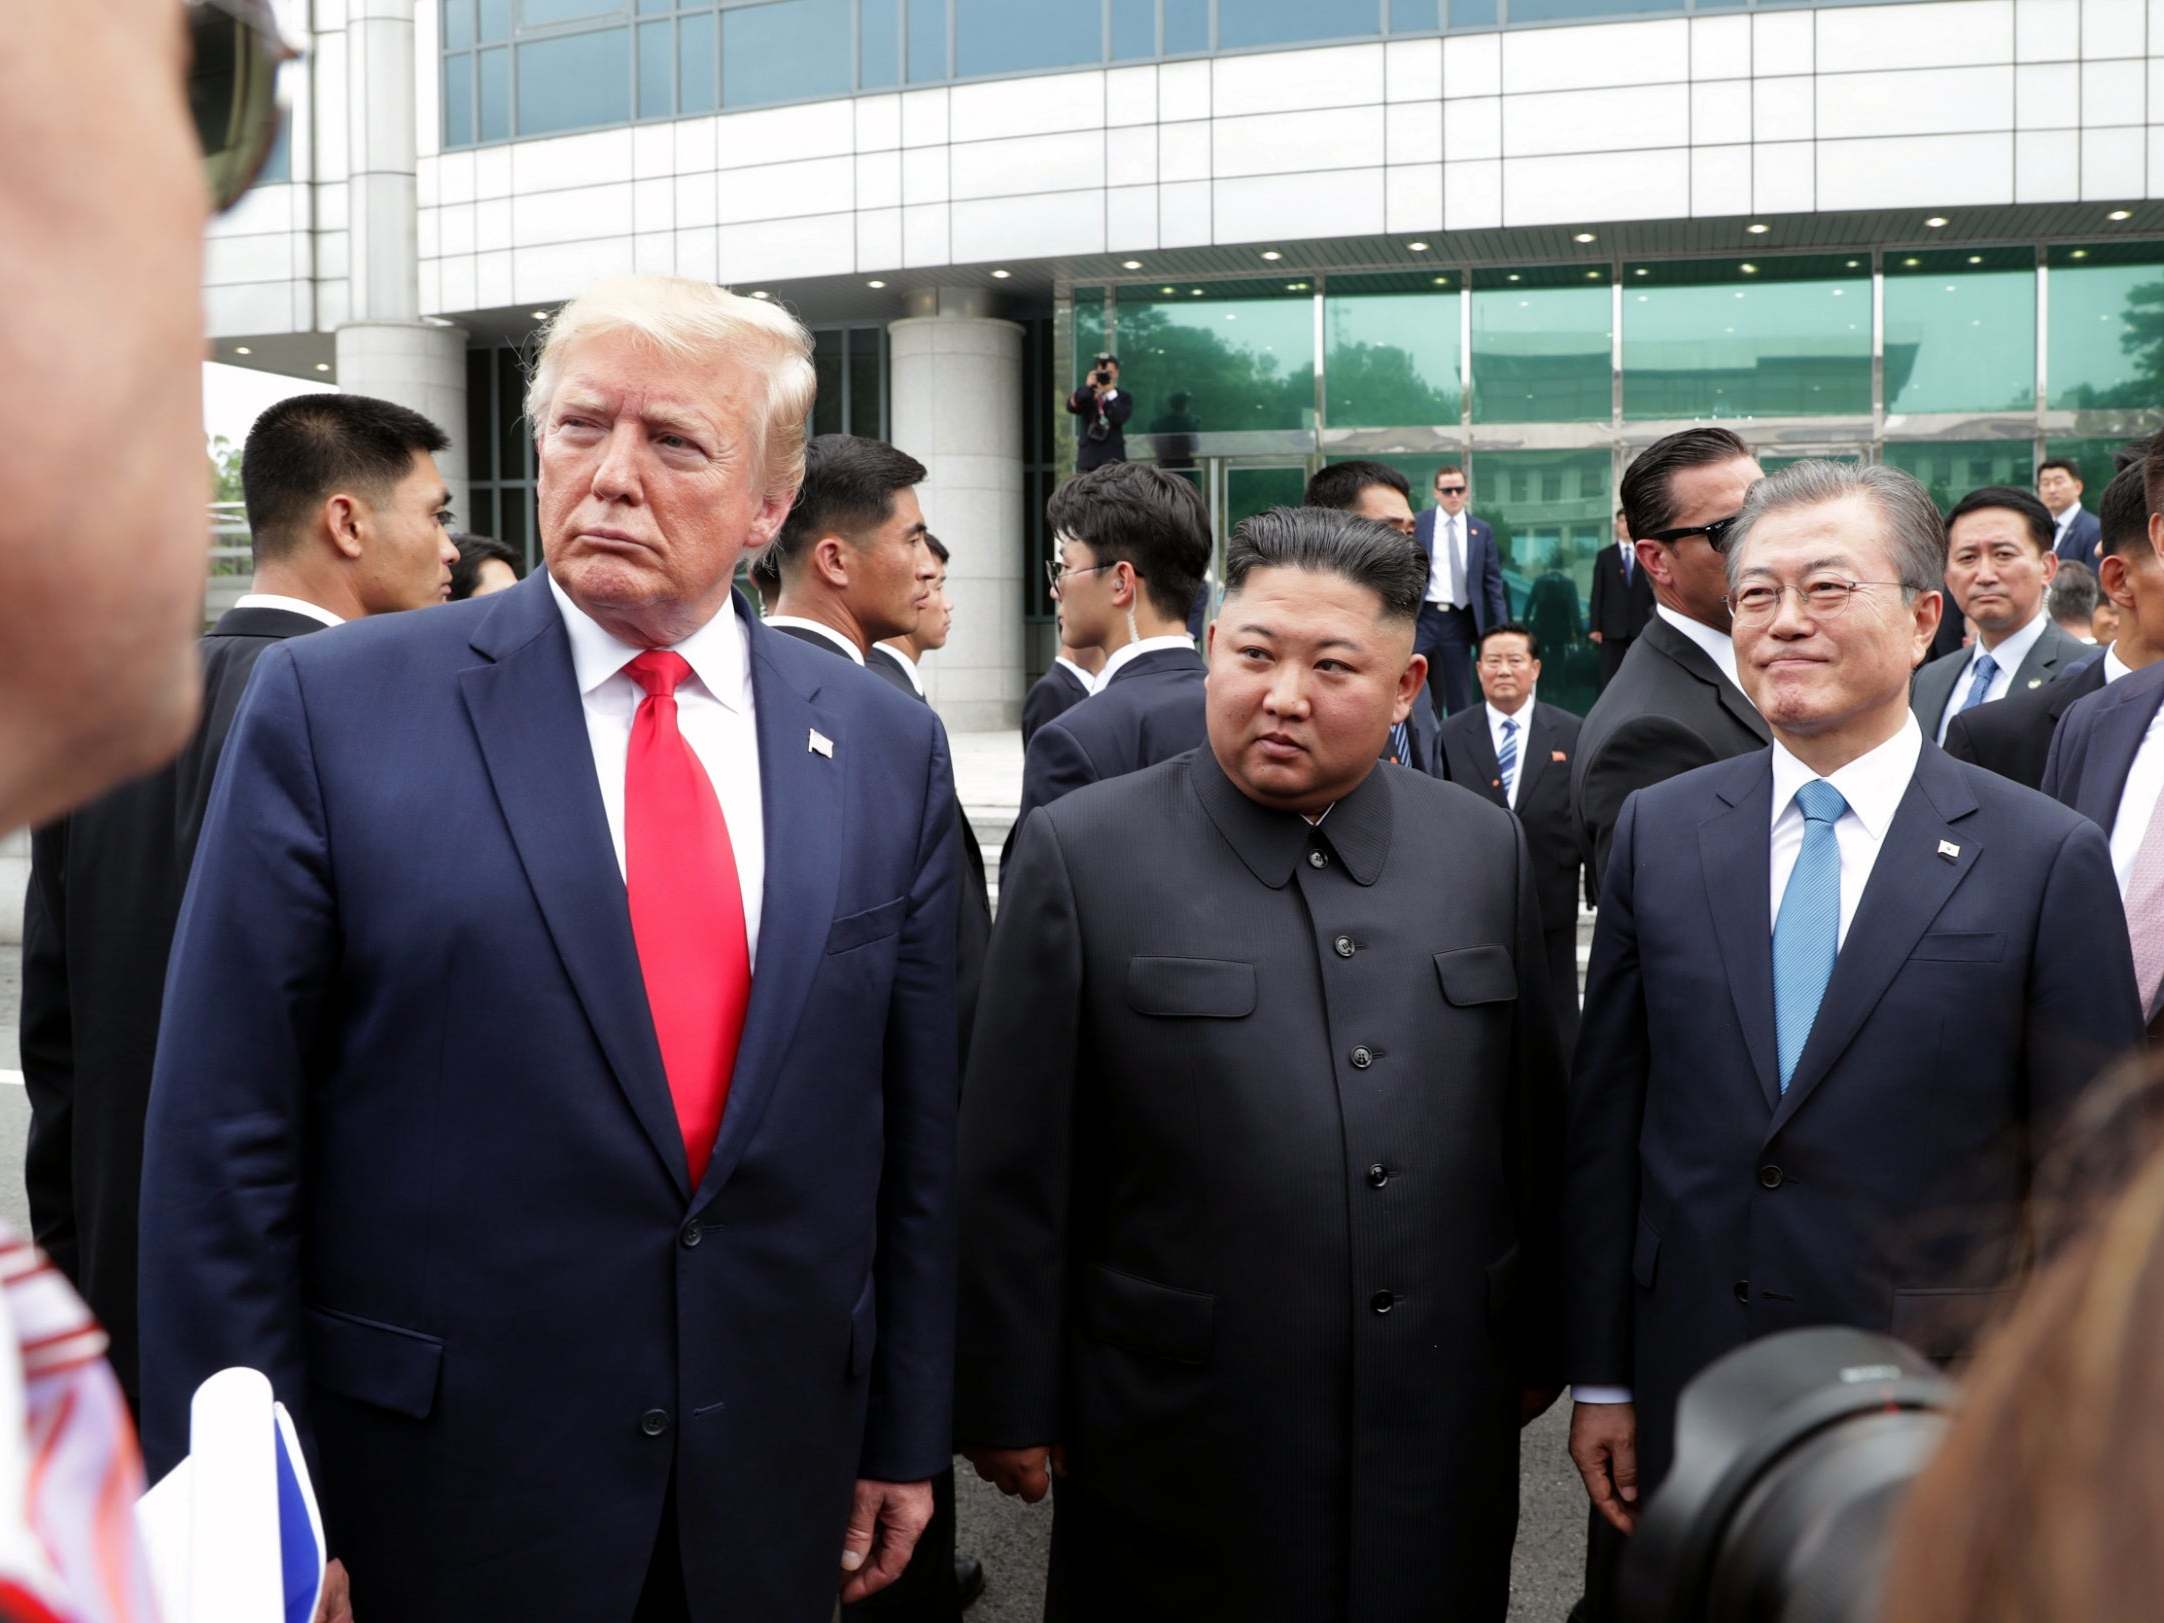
top-left (1588, 509), bottom-right (1655, 690)
top-left (1566, 462), bottom-right (2143, 1538)
top-left (1440, 623), bottom-right (1586, 1052)
top-left (1413, 464), bottom-right (1508, 716)
top-left (959, 508), bottom-right (1563, 1622)
top-left (1019, 653), bottom-right (1094, 747)
top-left (21, 393), bottom-right (456, 1411)
top-left (1005, 462), bottom-right (1212, 883)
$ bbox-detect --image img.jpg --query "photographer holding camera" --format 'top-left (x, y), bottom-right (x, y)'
top-left (1066, 352), bottom-right (1132, 472)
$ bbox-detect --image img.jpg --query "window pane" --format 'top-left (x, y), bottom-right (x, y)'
top-left (956, 0), bottom-right (1102, 75)
top-left (519, 0), bottom-right (627, 24)
top-left (1880, 440), bottom-right (2035, 516)
top-left (812, 331), bottom-right (845, 437)
top-left (2047, 244), bottom-right (2164, 411)
top-left (1883, 247), bottom-right (2034, 415)
top-left (499, 484), bottom-right (533, 573)
top-left (2044, 437), bottom-right (2143, 505)
top-left (478, 47), bottom-right (511, 140)
top-left (724, 0), bottom-right (852, 107)
top-left (1325, 273), bottom-right (1461, 427)
top-left (1111, 0), bottom-right (1156, 59)
top-left (1218, 0), bottom-right (1379, 48)
top-left (908, 0), bottom-right (948, 80)
top-left (468, 488), bottom-right (498, 543)
top-left (1623, 255), bottom-right (1870, 421)
top-left (1115, 283), bottom-right (1316, 437)
top-left (1388, 0), bottom-right (1441, 26)
top-left (1472, 266), bottom-right (1610, 424)
top-left (498, 347), bottom-right (532, 479)
top-left (480, 0), bottom-right (511, 41)
top-left (680, 11), bottom-right (717, 111)
top-left (1447, 0), bottom-right (1497, 24)
top-left (639, 0), bottom-right (672, 12)
top-left (1163, 0), bottom-right (1208, 51)
top-left (517, 30), bottom-right (629, 133)
top-left (860, 0), bottom-right (901, 86)
top-left (1073, 286), bottom-right (1107, 389)
top-left (639, 19), bottom-right (672, 116)
top-left (466, 349), bottom-right (497, 483)
top-left (1508, 0), bottom-right (1679, 21)
top-left (444, 54), bottom-right (475, 147)
top-left (259, 115), bottom-right (292, 181)
top-left (445, 0), bottom-right (477, 49)
top-left (849, 326), bottom-right (885, 437)
top-left (1471, 448), bottom-right (1611, 718)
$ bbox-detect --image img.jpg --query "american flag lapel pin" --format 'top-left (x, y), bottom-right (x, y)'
top-left (2027, 678), bottom-right (2044, 689)
top-left (809, 728), bottom-right (834, 758)
top-left (1937, 840), bottom-right (1960, 862)
top-left (1551, 749), bottom-right (1568, 762)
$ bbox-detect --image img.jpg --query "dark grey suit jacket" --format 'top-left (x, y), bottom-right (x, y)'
top-left (1942, 649), bottom-right (2107, 791)
top-left (1911, 618), bottom-right (2090, 740)
top-left (1021, 660), bottom-right (1091, 749)
top-left (959, 748), bottom-right (1563, 1622)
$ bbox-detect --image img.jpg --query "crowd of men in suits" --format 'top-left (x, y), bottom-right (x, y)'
top-left (13, 263), bottom-right (2164, 1623)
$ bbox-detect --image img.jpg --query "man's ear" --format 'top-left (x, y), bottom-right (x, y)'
top-left (324, 493), bottom-right (365, 561)
top-left (814, 534), bottom-right (851, 589)
top-left (1635, 539), bottom-right (1673, 590)
top-left (1393, 650), bottom-right (1429, 725)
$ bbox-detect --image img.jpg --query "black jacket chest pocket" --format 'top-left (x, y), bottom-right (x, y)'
top-left (826, 896), bottom-right (907, 955)
top-left (1435, 944), bottom-right (1517, 1006)
top-left (1126, 957), bottom-right (1256, 1019)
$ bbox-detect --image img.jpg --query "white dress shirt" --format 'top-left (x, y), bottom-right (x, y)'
top-left (550, 575), bottom-right (765, 966)
top-left (1654, 603), bottom-right (1751, 701)
top-left (874, 642), bottom-right (926, 696)
top-left (1939, 609), bottom-right (2050, 741)
top-left (761, 614), bottom-right (863, 665)
top-left (2053, 500), bottom-right (2085, 548)
top-left (1487, 697), bottom-right (1535, 810)
top-left (2108, 692), bottom-right (2164, 897)
top-left (233, 592), bottom-right (343, 628)
top-left (1768, 715), bottom-right (1922, 950)
top-left (2104, 645), bottom-right (2140, 686)
top-left (1427, 511), bottom-right (1465, 608)
top-left (1054, 655), bottom-right (1100, 695)
top-left (1096, 633), bottom-right (1195, 687)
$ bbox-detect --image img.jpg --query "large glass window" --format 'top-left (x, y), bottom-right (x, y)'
top-left (1880, 441), bottom-right (2035, 515)
top-left (638, 18), bottom-right (672, 117)
top-left (478, 46), bottom-right (511, 139)
top-left (955, 0), bottom-right (1103, 76)
top-left (1472, 448), bottom-right (1611, 718)
top-left (1217, 0), bottom-right (1381, 48)
top-left (859, 0), bottom-right (901, 87)
top-left (1622, 255), bottom-right (1870, 422)
top-left (1472, 266), bottom-right (1611, 425)
top-left (1884, 248), bottom-right (2034, 416)
top-left (2047, 244), bottom-right (2164, 412)
top-left (1163, 0), bottom-right (1209, 51)
top-left (908, 0), bottom-right (948, 81)
top-left (1388, 0), bottom-right (1442, 27)
top-left (444, 54), bottom-right (476, 147)
top-left (1114, 282), bottom-right (1315, 436)
top-left (516, 28), bottom-right (630, 134)
top-left (520, 0), bottom-right (626, 24)
top-left (678, 11), bottom-right (717, 113)
top-left (724, 0), bottom-right (852, 106)
top-left (1111, 0), bottom-right (1157, 58)
top-left (2044, 437), bottom-right (2142, 505)
top-left (1325, 273), bottom-right (1460, 428)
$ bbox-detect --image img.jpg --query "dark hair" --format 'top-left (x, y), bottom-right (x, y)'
top-left (924, 532), bottom-right (949, 565)
top-left (1945, 485), bottom-right (2056, 554)
top-left (772, 433), bottom-right (926, 577)
top-left (1223, 506), bottom-right (1426, 622)
top-left (2140, 428), bottom-right (2164, 528)
top-left (242, 393), bottom-right (450, 564)
top-left (1045, 461), bottom-right (1210, 622)
top-left (1433, 464), bottom-right (1465, 486)
top-left (2049, 559), bottom-right (2101, 623)
top-left (1478, 620), bottom-right (1541, 660)
top-left (2099, 463), bottom-right (2151, 559)
top-left (1304, 460), bottom-right (1411, 513)
top-left (1619, 426), bottom-right (1754, 541)
top-left (2038, 457), bottom-right (2083, 484)
top-left (448, 532), bottom-right (522, 600)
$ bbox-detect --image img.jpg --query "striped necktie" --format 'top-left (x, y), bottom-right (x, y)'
top-left (1387, 718), bottom-right (1412, 767)
top-left (1497, 716), bottom-right (1519, 803)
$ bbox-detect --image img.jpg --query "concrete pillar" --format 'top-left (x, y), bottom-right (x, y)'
top-left (335, 321), bottom-right (470, 506)
top-left (890, 291), bottom-right (1025, 733)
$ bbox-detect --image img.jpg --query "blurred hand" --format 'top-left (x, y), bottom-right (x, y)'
top-left (962, 1444), bottom-right (1057, 1503)
top-left (1590, 630), bottom-right (1604, 644)
top-left (313, 1559), bottom-right (353, 1623)
top-left (1520, 1384), bottom-right (1564, 1427)
top-left (838, 1478), bottom-right (933, 1605)
top-left (1569, 1401), bottom-right (1640, 1534)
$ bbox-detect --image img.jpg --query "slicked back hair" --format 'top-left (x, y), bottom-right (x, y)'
top-left (242, 393), bottom-right (450, 565)
top-left (1725, 459), bottom-right (1946, 598)
top-left (2099, 463), bottom-right (2151, 559)
top-left (1045, 461), bottom-right (1210, 623)
top-left (1224, 506), bottom-right (1427, 623)
top-left (1945, 485), bottom-right (2055, 554)
top-left (1305, 459), bottom-right (1411, 512)
top-left (771, 433), bottom-right (926, 579)
top-left (1619, 426), bottom-right (1754, 542)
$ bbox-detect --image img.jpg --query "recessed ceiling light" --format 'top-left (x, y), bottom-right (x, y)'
top-left (315, 362), bottom-right (331, 372)
top-left (1160, 285), bottom-right (1175, 294)
top-left (1432, 276), bottom-right (1449, 286)
top-left (752, 290), bottom-right (770, 299)
top-left (1966, 255), bottom-right (1982, 264)
top-left (1224, 313), bottom-right (1237, 321)
top-left (1633, 267), bottom-right (1649, 276)
top-left (2108, 209), bottom-right (2132, 221)
top-left (531, 310), bottom-right (549, 320)
top-left (1924, 216), bottom-right (1948, 228)
top-left (1573, 232), bottom-right (1597, 244)
top-left (233, 345), bottom-right (252, 355)
top-left (1285, 282), bottom-right (1309, 291)
top-left (1585, 269), bottom-right (1601, 279)
top-left (1845, 259), bottom-right (1861, 268)
top-left (1746, 222), bottom-right (1770, 235)
top-left (1635, 294), bottom-right (1647, 303)
top-left (1407, 241), bottom-right (1430, 252)
top-left (1121, 259), bottom-right (1143, 269)
top-left (1740, 263), bottom-right (1758, 274)
top-left (1831, 288), bottom-right (1844, 297)
top-left (1902, 256), bottom-right (1920, 267)
top-left (867, 279), bottom-right (886, 288)
top-left (1506, 273), bottom-right (1521, 282)
top-left (990, 268), bottom-right (1011, 279)
top-left (2071, 248), bottom-right (2089, 258)
top-left (1260, 250), bottom-right (1282, 261)
top-left (1190, 288), bottom-right (1204, 295)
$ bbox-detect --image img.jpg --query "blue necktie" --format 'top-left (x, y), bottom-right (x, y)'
top-left (1621, 544), bottom-right (1634, 582)
top-left (1772, 780), bottom-right (1848, 1093)
top-left (1957, 651), bottom-right (2000, 714)
top-left (1387, 719), bottom-right (1411, 766)
top-left (1497, 716), bottom-right (1519, 803)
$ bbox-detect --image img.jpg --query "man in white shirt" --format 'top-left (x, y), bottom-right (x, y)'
top-left (1412, 465), bottom-right (1507, 717)
top-left (2040, 457), bottom-right (2102, 567)
top-left (1913, 486), bottom-right (2086, 741)
top-left (1568, 459), bottom-right (2140, 1542)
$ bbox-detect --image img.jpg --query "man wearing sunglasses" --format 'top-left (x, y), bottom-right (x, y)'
top-left (1413, 467), bottom-right (1508, 718)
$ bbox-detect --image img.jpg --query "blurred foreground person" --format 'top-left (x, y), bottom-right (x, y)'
top-left (959, 507), bottom-right (1564, 1621)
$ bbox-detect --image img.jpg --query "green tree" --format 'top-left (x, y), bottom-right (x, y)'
top-left (207, 434), bottom-right (245, 504)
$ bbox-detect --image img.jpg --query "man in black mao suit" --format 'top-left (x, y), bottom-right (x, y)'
top-left (1588, 507), bottom-right (1655, 691)
top-left (959, 507), bottom-right (1564, 1622)
top-left (1004, 462), bottom-right (1211, 884)
top-left (1441, 623), bottom-right (1585, 1053)
top-left (21, 392), bottom-right (456, 1411)
top-left (1566, 461), bottom-right (2143, 1547)
top-left (1413, 463), bottom-right (1508, 717)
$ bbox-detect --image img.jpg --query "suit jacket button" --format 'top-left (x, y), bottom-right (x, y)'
top-left (1758, 1165), bottom-right (1784, 1189)
top-left (681, 1221), bottom-right (703, 1248)
top-left (640, 1408), bottom-right (671, 1437)
top-left (1367, 1163), bottom-right (1388, 1188)
top-left (1334, 935), bottom-right (1355, 958)
top-left (1308, 849), bottom-right (1328, 869)
top-left (1350, 1046), bottom-right (1374, 1069)
top-left (1370, 1290), bottom-right (1395, 1314)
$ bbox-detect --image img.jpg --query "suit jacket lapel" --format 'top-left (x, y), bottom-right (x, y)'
top-left (2081, 672), bottom-right (2164, 834)
top-left (1456, 713), bottom-right (1505, 804)
top-left (458, 577), bottom-right (687, 1199)
top-left (2010, 623), bottom-right (2078, 693)
top-left (1698, 756), bottom-right (1781, 1110)
top-left (1769, 747), bottom-right (1980, 1134)
top-left (1515, 705), bottom-right (1552, 803)
top-left (1647, 617), bottom-right (1772, 746)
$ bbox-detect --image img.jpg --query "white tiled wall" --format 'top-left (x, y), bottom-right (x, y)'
top-left (204, 0), bottom-right (2164, 337)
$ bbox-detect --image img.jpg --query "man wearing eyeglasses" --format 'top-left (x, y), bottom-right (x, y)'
top-left (1571, 428), bottom-right (1774, 893)
top-left (1565, 461), bottom-right (2141, 1559)
top-left (1413, 467), bottom-right (1507, 718)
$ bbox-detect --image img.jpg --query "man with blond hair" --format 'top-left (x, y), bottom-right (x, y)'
top-left (137, 276), bottom-right (963, 1622)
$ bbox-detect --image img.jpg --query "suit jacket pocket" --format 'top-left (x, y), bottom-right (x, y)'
top-left (1079, 1264), bottom-right (1215, 1366)
top-left (826, 896), bottom-right (908, 955)
top-left (1632, 1212), bottom-right (1661, 1291)
top-left (848, 1273), bottom-right (877, 1380)
top-left (1911, 931), bottom-right (2003, 963)
top-left (1891, 1285), bottom-right (2012, 1362)
top-left (1436, 944), bottom-right (1518, 1006)
top-left (306, 1304), bottom-right (444, 1419)
top-left (1126, 957), bottom-right (1255, 1020)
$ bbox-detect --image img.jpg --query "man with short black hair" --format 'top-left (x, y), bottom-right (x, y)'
top-left (1913, 486), bottom-right (2085, 742)
top-left (1588, 507), bottom-right (1655, 690)
top-left (23, 391), bottom-right (455, 1412)
top-left (873, 533), bottom-right (950, 699)
top-left (960, 505), bottom-right (1562, 1622)
top-left (1413, 464), bottom-right (1507, 716)
top-left (767, 433), bottom-right (937, 666)
top-left (451, 531), bottom-right (524, 600)
top-left (2040, 457), bottom-right (2101, 567)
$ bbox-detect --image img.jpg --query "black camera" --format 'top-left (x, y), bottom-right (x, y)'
top-left (1091, 355), bottom-right (1116, 388)
top-left (1624, 1327), bottom-right (1956, 1623)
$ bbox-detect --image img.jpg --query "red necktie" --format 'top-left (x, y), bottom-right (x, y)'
top-left (624, 650), bottom-right (751, 1189)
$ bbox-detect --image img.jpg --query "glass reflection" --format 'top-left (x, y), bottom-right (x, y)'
top-left (1326, 273), bottom-right (1461, 428)
top-left (1472, 449), bottom-right (1611, 718)
top-left (2047, 244), bottom-right (2164, 411)
top-left (1880, 441), bottom-right (2035, 516)
top-left (1472, 267), bottom-right (1610, 424)
top-left (1115, 283), bottom-right (1315, 436)
top-left (1884, 248), bottom-right (2033, 416)
top-left (956, 0), bottom-right (1103, 75)
top-left (516, 29), bottom-right (630, 135)
top-left (1623, 256), bottom-right (1869, 422)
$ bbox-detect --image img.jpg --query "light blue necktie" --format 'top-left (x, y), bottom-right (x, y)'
top-left (1772, 779), bottom-right (1848, 1093)
top-left (1497, 716), bottom-right (1519, 803)
top-left (1957, 651), bottom-right (2000, 714)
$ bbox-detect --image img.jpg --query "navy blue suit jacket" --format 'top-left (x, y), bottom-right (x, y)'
top-left (1566, 741), bottom-right (2141, 1492)
top-left (1000, 644), bottom-right (1205, 886)
top-left (2042, 657), bottom-right (2164, 837)
top-left (2053, 506), bottom-right (2103, 568)
top-left (137, 575), bottom-right (960, 1622)
top-left (1413, 508), bottom-right (1508, 635)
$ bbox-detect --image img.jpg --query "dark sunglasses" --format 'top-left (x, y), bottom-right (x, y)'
top-left (1638, 512), bottom-right (1743, 553)
top-left (186, 0), bottom-right (301, 213)
top-left (1436, 483), bottom-right (1466, 495)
